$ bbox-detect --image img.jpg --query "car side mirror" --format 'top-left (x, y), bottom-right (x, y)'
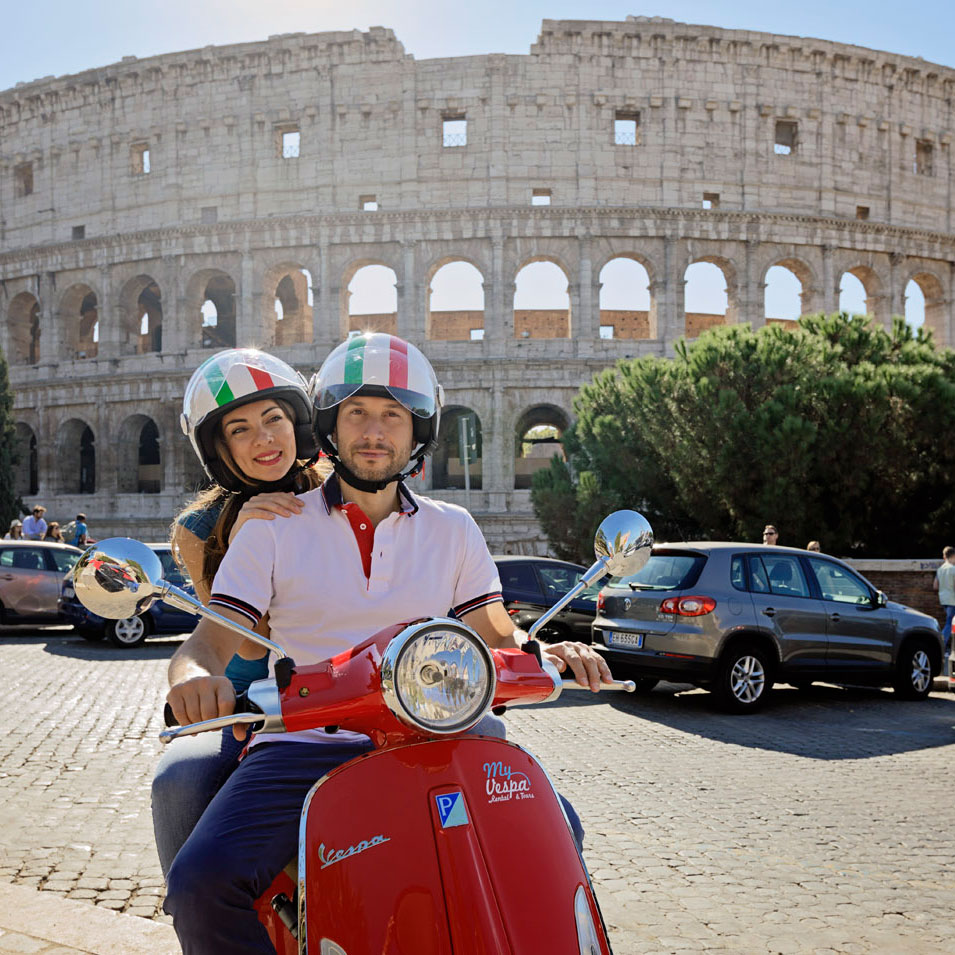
top-left (875, 591), bottom-right (887, 607)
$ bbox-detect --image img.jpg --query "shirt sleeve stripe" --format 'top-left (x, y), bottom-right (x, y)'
top-left (452, 592), bottom-right (503, 617)
top-left (209, 593), bottom-right (263, 627)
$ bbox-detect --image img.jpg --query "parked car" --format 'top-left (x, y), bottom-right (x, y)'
top-left (0, 540), bottom-right (83, 624)
top-left (592, 542), bottom-right (943, 713)
top-left (59, 543), bottom-right (199, 648)
top-left (494, 555), bottom-right (600, 642)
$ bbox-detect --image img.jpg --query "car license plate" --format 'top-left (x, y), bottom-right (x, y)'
top-left (607, 630), bottom-right (644, 648)
top-left (62, 586), bottom-right (75, 598)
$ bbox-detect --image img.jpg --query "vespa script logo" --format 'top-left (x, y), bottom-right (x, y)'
top-left (317, 834), bottom-right (390, 870)
top-left (483, 761), bottom-right (535, 804)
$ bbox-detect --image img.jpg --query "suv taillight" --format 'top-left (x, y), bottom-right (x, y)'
top-left (596, 592), bottom-right (605, 613)
top-left (660, 595), bottom-right (716, 616)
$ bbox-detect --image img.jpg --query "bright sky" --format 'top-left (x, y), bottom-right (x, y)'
top-left (5, 0), bottom-right (943, 326)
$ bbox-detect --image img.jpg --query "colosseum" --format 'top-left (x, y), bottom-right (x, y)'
top-left (1, 16), bottom-right (953, 549)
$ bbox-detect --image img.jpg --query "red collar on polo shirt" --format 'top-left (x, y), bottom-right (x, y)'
top-left (320, 473), bottom-right (418, 580)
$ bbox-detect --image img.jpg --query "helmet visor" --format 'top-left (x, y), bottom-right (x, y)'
top-left (315, 382), bottom-right (435, 419)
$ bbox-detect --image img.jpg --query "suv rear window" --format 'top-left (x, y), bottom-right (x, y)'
top-left (609, 551), bottom-right (706, 591)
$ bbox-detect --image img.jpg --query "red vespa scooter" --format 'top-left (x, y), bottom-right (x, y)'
top-left (72, 510), bottom-right (654, 955)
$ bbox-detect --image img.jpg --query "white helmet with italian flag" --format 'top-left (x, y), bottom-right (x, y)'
top-left (311, 332), bottom-right (444, 468)
top-left (180, 348), bottom-right (315, 491)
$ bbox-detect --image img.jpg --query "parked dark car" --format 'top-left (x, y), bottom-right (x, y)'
top-left (59, 543), bottom-right (199, 648)
top-left (0, 540), bottom-right (83, 624)
top-left (494, 555), bottom-right (600, 641)
top-left (592, 542), bottom-right (943, 713)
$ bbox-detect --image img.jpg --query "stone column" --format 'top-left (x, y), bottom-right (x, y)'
top-left (236, 252), bottom-right (262, 347)
top-left (744, 241), bottom-right (765, 330)
top-left (821, 246), bottom-right (838, 315)
top-left (37, 272), bottom-right (58, 370)
top-left (97, 267), bottom-right (120, 359)
top-left (313, 236), bottom-right (335, 353)
top-left (486, 379), bottom-right (509, 510)
top-left (889, 252), bottom-right (906, 329)
top-left (655, 237), bottom-right (684, 345)
top-left (576, 233), bottom-right (597, 341)
top-left (397, 240), bottom-right (423, 342)
top-left (485, 236), bottom-right (506, 353)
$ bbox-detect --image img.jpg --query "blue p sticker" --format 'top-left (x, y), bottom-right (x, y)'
top-left (435, 792), bottom-right (469, 828)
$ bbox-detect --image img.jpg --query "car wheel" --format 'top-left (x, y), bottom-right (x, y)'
top-left (107, 614), bottom-right (150, 648)
top-left (893, 640), bottom-right (934, 700)
top-left (712, 643), bottom-right (772, 713)
top-left (75, 626), bottom-right (105, 642)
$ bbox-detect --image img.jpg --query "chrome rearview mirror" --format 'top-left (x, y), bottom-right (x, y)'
top-left (72, 537), bottom-right (291, 661)
top-left (73, 538), bottom-right (165, 619)
top-left (527, 510), bottom-right (654, 645)
top-left (594, 510), bottom-right (654, 579)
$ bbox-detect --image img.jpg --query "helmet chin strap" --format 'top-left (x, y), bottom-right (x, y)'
top-left (332, 453), bottom-right (425, 495)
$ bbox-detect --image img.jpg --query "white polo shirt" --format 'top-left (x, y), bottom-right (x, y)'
top-left (210, 475), bottom-right (503, 746)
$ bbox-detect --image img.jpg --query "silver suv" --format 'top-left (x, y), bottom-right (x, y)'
top-left (592, 543), bottom-right (943, 713)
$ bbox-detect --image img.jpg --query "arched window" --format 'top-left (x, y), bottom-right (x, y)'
top-left (347, 264), bottom-right (398, 335)
top-left (137, 282), bottom-right (163, 353)
top-left (57, 419), bottom-right (95, 494)
top-left (428, 261), bottom-right (485, 340)
top-left (839, 272), bottom-right (868, 316)
top-left (197, 273), bottom-right (237, 348)
top-left (58, 285), bottom-right (99, 359)
top-left (514, 261), bottom-right (570, 339)
top-left (272, 268), bottom-right (313, 345)
top-left (514, 405), bottom-right (569, 489)
top-left (8, 293), bottom-right (41, 365)
top-left (431, 407), bottom-right (483, 489)
top-left (684, 261), bottom-right (730, 337)
top-left (905, 273), bottom-right (944, 336)
top-left (764, 265), bottom-right (803, 322)
top-left (598, 257), bottom-right (651, 339)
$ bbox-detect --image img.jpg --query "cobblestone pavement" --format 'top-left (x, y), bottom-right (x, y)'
top-left (3, 627), bottom-right (955, 954)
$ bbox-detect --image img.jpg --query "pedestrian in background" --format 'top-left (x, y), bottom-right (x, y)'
top-left (21, 506), bottom-right (47, 540)
top-left (762, 525), bottom-right (779, 545)
top-left (3, 520), bottom-right (22, 540)
top-left (67, 514), bottom-right (88, 548)
top-left (933, 546), bottom-right (955, 656)
top-left (807, 540), bottom-right (821, 552)
top-left (44, 522), bottom-right (63, 542)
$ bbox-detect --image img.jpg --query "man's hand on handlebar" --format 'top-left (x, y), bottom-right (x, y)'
top-left (166, 676), bottom-right (246, 738)
top-left (543, 641), bottom-right (613, 692)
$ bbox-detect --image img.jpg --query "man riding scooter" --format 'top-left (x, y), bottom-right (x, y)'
top-left (163, 332), bottom-right (613, 954)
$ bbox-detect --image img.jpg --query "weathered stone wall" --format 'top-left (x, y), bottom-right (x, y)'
top-left (1, 16), bottom-right (953, 550)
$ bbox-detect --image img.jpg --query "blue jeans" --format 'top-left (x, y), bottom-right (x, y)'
top-left (943, 605), bottom-right (954, 654)
top-left (151, 727), bottom-right (246, 877)
top-left (165, 732), bottom-right (584, 955)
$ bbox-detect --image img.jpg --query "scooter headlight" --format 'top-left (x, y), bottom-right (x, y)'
top-left (380, 619), bottom-right (496, 734)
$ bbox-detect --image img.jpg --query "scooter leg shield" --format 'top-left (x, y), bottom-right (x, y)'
top-left (295, 737), bottom-right (611, 955)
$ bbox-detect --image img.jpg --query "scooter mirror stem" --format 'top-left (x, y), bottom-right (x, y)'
top-left (526, 556), bottom-right (609, 643)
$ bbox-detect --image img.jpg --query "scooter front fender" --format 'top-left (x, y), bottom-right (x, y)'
top-left (297, 737), bottom-right (610, 954)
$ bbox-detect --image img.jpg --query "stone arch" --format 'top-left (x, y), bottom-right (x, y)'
top-left (14, 422), bottom-right (38, 497)
top-left (118, 275), bottom-right (163, 355)
top-left (342, 260), bottom-right (398, 336)
top-left (597, 255), bottom-right (653, 340)
top-left (264, 262), bottom-right (313, 347)
top-left (904, 270), bottom-right (946, 338)
top-left (186, 269), bottom-right (237, 349)
top-left (116, 414), bottom-right (162, 493)
top-left (838, 265), bottom-right (884, 320)
top-left (7, 292), bottom-right (41, 365)
top-left (426, 258), bottom-right (486, 340)
top-left (431, 406), bottom-right (483, 489)
top-left (55, 418), bottom-right (96, 494)
top-left (763, 257), bottom-right (817, 322)
top-left (514, 403), bottom-right (571, 489)
top-left (513, 258), bottom-right (571, 339)
top-left (58, 283), bottom-right (99, 359)
top-left (684, 255), bottom-right (739, 335)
